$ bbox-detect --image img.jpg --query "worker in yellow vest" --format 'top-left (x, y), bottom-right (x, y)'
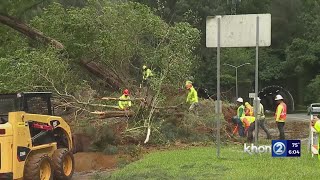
top-left (245, 102), bottom-right (254, 116)
top-left (142, 65), bottom-right (153, 83)
top-left (240, 116), bottom-right (256, 142)
top-left (311, 116), bottom-right (320, 160)
top-left (232, 98), bottom-right (245, 137)
top-left (119, 89), bottom-right (132, 110)
top-left (275, 95), bottom-right (287, 139)
top-left (185, 80), bottom-right (198, 113)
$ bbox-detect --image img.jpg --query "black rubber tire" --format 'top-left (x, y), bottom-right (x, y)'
top-left (52, 148), bottom-right (75, 180)
top-left (24, 153), bottom-right (53, 180)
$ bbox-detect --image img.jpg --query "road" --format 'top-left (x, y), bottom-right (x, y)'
top-left (266, 113), bottom-right (310, 122)
top-left (286, 113), bottom-right (310, 122)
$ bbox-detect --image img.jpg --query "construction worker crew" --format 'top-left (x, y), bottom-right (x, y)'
top-left (244, 102), bottom-right (254, 116)
top-left (142, 65), bottom-right (153, 81)
top-left (275, 95), bottom-right (287, 139)
top-left (232, 97), bottom-right (245, 137)
top-left (185, 81), bottom-right (198, 112)
top-left (256, 97), bottom-right (271, 139)
top-left (119, 89), bottom-right (132, 110)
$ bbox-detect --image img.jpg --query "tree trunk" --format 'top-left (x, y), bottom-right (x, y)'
top-left (0, 13), bottom-right (64, 49)
top-left (80, 59), bottom-right (125, 90)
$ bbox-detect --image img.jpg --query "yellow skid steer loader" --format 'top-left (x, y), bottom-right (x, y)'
top-left (0, 92), bottom-right (75, 180)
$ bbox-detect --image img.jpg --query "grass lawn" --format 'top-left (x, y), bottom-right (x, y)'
top-left (103, 144), bottom-right (320, 180)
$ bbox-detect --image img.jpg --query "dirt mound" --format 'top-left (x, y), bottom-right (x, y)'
top-left (74, 152), bottom-right (117, 172)
top-left (72, 133), bottom-right (93, 153)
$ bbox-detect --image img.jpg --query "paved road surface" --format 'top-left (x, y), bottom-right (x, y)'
top-left (286, 113), bottom-right (310, 122)
top-left (266, 113), bottom-right (310, 122)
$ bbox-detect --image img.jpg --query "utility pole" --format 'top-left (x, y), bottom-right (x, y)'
top-left (223, 62), bottom-right (251, 98)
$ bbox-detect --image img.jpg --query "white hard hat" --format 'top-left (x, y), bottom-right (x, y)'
top-left (275, 95), bottom-right (283, 101)
top-left (236, 97), bottom-right (243, 103)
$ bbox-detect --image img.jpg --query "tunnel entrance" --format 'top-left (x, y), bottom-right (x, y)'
top-left (258, 85), bottom-right (294, 113)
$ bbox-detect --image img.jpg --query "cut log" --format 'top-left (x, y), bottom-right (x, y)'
top-left (101, 97), bottom-right (145, 101)
top-left (91, 110), bottom-right (134, 118)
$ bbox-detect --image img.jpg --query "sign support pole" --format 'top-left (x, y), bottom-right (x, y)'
top-left (216, 16), bottom-right (222, 158)
top-left (254, 16), bottom-right (260, 145)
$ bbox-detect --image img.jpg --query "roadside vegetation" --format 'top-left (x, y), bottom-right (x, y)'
top-left (106, 146), bottom-right (320, 180)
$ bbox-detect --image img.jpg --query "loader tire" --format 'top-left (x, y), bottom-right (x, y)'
top-left (52, 148), bottom-right (75, 180)
top-left (24, 153), bottom-right (53, 180)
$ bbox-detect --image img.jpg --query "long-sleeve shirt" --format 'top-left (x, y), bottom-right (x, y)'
top-left (186, 87), bottom-right (198, 104)
top-left (143, 69), bottom-right (153, 80)
top-left (237, 105), bottom-right (245, 118)
top-left (119, 95), bottom-right (132, 110)
top-left (257, 103), bottom-right (265, 119)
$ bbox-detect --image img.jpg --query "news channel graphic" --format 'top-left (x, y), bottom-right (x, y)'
top-left (272, 140), bottom-right (301, 157)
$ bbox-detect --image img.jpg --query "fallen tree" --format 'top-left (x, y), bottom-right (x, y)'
top-left (0, 13), bottom-right (64, 49)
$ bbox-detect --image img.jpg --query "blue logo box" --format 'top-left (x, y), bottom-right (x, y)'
top-left (272, 140), bottom-right (301, 157)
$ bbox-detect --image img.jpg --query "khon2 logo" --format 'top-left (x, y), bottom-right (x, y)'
top-left (272, 141), bottom-right (287, 156)
top-left (272, 140), bottom-right (300, 157)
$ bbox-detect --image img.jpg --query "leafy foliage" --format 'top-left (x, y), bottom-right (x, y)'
top-left (0, 46), bottom-right (77, 93)
top-left (30, 1), bottom-right (200, 89)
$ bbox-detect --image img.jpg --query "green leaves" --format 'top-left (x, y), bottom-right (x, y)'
top-left (0, 47), bottom-right (77, 93)
top-left (305, 75), bottom-right (320, 103)
top-left (30, 1), bottom-right (200, 89)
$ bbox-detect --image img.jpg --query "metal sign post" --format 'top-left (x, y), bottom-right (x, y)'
top-left (216, 16), bottom-right (222, 158)
top-left (206, 14), bottom-right (271, 157)
top-left (254, 16), bottom-right (260, 145)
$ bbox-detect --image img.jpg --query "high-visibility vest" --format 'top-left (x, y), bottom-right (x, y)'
top-left (118, 95), bottom-right (132, 110)
top-left (143, 68), bottom-right (153, 80)
top-left (314, 121), bottom-right (320, 133)
top-left (186, 87), bottom-right (198, 104)
top-left (237, 105), bottom-right (245, 118)
top-left (245, 105), bottom-right (254, 116)
top-left (314, 121), bottom-right (320, 160)
top-left (240, 116), bottom-right (255, 127)
top-left (275, 102), bottom-right (287, 122)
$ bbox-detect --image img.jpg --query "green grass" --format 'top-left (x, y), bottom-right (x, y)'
top-left (104, 145), bottom-right (320, 180)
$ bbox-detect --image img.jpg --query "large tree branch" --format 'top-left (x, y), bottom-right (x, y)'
top-left (80, 59), bottom-right (125, 90)
top-left (0, 13), bottom-right (64, 49)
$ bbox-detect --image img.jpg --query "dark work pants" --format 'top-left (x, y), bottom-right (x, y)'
top-left (277, 122), bottom-right (285, 140)
top-left (235, 117), bottom-right (245, 137)
top-left (258, 119), bottom-right (271, 139)
top-left (247, 123), bottom-right (255, 143)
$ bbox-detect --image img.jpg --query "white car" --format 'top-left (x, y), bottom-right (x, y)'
top-left (307, 103), bottom-right (320, 115)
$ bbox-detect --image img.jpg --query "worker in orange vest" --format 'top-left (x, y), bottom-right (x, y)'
top-left (275, 95), bottom-right (287, 140)
top-left (241, 116), bottom-right (256, 143)
top-left (245, 102), bottom-right (254, 116)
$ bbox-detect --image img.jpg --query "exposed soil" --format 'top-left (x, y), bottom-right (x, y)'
top-left (71, 111), bottom-right (310, 180)
top-left (72, 152), bottom-right (118, 180)
top-left (74, 152), bottom-right (117, 172)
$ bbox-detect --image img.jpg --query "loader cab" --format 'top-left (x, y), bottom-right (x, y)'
top-left (0, 92), bottom-right (53, 124)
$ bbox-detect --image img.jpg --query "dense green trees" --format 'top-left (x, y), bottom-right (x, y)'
top-left (0, 1), bottom-right (199, 97)
top-left (132, 0), bottom-right (320, 105)
top-left (0, 0), bottom-right (319, 105)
